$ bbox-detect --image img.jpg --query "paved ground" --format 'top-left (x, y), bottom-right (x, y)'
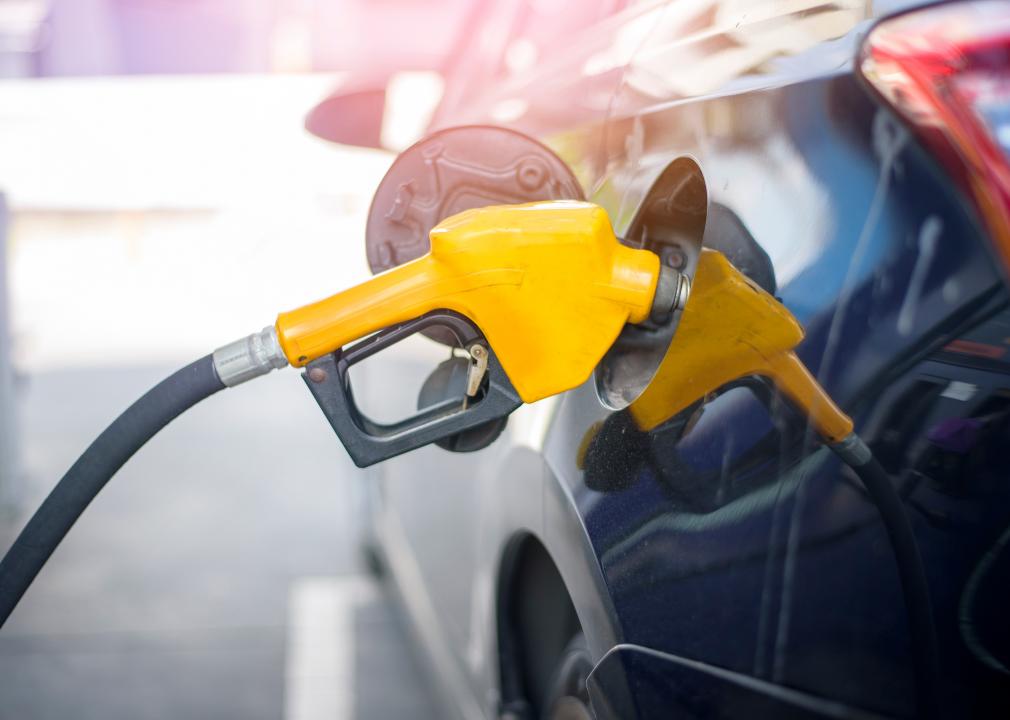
top-left (0, 364), bottom-right (439, 719)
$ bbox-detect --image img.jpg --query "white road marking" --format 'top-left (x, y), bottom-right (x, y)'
top-left (284, 575), bottom-right (379, 720)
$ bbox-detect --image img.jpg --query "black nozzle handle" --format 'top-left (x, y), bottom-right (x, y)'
top-left (303, 310), bottom-right (522, 468)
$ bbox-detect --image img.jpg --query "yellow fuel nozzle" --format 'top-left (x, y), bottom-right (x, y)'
top-left (275, 201), bottom-right (669, 403)
top-left (630, 248), bottom-right (854, 443)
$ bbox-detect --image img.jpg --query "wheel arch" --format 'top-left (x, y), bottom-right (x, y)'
top-left (496, 532), bottom-right (582, 718)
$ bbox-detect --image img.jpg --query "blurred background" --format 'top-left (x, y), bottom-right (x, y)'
top-left (0, 0), bottom-right (463, 717)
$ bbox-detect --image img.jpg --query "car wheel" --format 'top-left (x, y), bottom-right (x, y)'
top-left (543, 633), bottom-right (594, 720)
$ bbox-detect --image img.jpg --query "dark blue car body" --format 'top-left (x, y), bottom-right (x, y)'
top-left (357, 0), bottom-right (1010, 717)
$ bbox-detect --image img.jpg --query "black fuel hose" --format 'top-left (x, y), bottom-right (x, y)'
top-left (0, 355), bottom-right (225, 628)
top-left (842, 446), bottom-right (941, 720)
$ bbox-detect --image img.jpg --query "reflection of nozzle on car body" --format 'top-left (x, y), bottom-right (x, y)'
top-left (628, 248), bottom-right (852, 444)
top-left (576, 243), bottom-right (937, 716)
top-left (580, 246), bottom-right (863, 490)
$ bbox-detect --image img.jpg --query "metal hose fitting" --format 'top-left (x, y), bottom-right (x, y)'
top-left (830, 432), bottom-right (873, 467)
top-left (213, 326), bottom-right (288, 387)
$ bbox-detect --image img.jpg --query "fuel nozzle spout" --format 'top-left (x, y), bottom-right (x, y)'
top-left (651, 265), bottom-right (692, 324)
top-left (274, 200), bottom-right (682, 403)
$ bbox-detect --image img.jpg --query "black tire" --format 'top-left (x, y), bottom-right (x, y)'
top-left (542, 633), bottom-right (594, 720)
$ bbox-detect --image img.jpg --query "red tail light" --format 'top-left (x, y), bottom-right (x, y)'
top-left (860, 1), bottom-right (1010, 269)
